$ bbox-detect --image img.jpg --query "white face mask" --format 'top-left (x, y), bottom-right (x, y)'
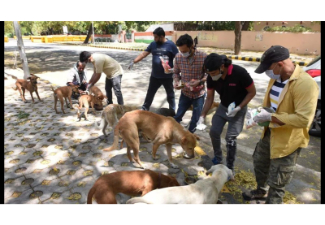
top-left (211, 74), bottom-right (222, 81)
top-left (180, 49), bottom-right (191, 58)
top-left (265, 64), bottom-right (281, 80)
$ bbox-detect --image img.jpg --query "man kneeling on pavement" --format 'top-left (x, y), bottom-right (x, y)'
top-left (67, 60), bottom-right (88, 99)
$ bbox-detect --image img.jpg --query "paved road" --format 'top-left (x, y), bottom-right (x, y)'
top-left (4, 40), bottom-right (321, 204)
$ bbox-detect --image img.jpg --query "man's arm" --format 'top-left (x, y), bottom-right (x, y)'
top-left (133, 51), bottom-right (150, 63)
top-left (238, 83), bottom-right (256, 109)
top-left (200, 89), bottom-right (215, 118)
top-left (270, 80), bottom-right (319, 128)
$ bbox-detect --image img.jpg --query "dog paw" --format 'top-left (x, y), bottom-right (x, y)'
top-left (152, 156), bottom-right (158, 160)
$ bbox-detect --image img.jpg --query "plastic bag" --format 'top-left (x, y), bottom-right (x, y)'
top-left (159, 56), bottom-right (173, 74)
top-left (245, 107), bottom-right (275, 129)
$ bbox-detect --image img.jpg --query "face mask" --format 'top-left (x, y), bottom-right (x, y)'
top-left (265, 64), bottom-right (281, 80)
top-left (180, 49), bottom-right (191, 58)
top-left (211, 74), bottom-right (222, 81)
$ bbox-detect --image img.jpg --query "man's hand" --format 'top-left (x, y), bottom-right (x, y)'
top-left (128, 61), bottom-right (134, 70)
top-left (189, 79), bottom-right (200, 87)
top-left (226, 106), bottom-right (241, 117)
top-left (196, 116), bottom-right (207, 130)
top-left (253, 108), bottom-right (272, 123)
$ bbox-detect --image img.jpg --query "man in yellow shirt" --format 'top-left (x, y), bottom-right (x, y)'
top-left (79, 51), bottom-right (124, 105)
top-left (242, 46), bottom-right (319, 204)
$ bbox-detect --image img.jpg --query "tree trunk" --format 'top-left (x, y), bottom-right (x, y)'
top-left (84, 24), bottom-right (93, 44)
top-left (242, 21), bottom-right (250, 31)
top-left (13, 21), bottom-right (30, 79)
top-left (234, 21), bottom-right (242, 55)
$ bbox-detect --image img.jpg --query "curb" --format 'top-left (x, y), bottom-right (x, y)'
top-left (55, 42), bottom-right (310, 66)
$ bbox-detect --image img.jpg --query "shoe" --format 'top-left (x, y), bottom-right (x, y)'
top-left (211, 157), bottom-right (222, 165)
top-left (242, 189), bottom-right (267, 201)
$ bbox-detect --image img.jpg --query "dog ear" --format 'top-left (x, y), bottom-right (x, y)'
top-left (181, 137), bottom-right (188, 145)
top-left (27, 77), bottom-right (31, 80)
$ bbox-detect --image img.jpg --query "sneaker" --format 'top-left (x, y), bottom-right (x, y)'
top-left (242, 189), bottom-right (267, 201)
top-left (211, 157), bottom-right (222, 165)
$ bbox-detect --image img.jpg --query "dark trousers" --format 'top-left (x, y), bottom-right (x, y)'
top-left (209, 103), bottom-right (247, 169)
top-left (105, 74), bottom-right (124, 105)
top-left (174, 92), bottom-right (205, 133)
top-left (253, 128), bottom-right (301, 204)
top-left (142, 76), bottom-right (175, 111)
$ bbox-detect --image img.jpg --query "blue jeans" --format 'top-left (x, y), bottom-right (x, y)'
top-left (174, 92), bottom-right (205, 133)
top-left (142, 76), bottom-right (175, 111)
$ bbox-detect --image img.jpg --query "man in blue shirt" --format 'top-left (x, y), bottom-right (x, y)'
top-left (128, 27), bottom-right (179, 112)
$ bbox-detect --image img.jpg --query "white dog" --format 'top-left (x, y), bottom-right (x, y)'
top-left (126, 164), bottom-right (234, 204)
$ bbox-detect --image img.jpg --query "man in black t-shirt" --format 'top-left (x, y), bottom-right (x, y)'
top-left (198, 53), bottom-right (256, 172)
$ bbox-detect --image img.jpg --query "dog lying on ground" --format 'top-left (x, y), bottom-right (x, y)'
top-left (12, 74), bottom-right (42, 103)
top-left (73, 94), bottom-right (96, 121)
top-left (126, 164), bottom-right (234, 204)
top-left (89, 86), bottom-right (106, 110)
top-left (103, 110), bottom-right (199, 169)
top-left (87, 169), bottom-right (180, 204)
top-left (51, 85), bottom-right (79, 114)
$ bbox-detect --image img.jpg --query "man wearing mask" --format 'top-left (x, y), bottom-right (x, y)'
top-left (67, 60), bottom-right (88, 99)
top-left (242, 45), bottom-right (319, 204)
top-left (198, 53), bottom-right (256, 172)
top-left (173, 34), bottom-right (207, 134)
top-left (128, 27), bottom-right (179, 112)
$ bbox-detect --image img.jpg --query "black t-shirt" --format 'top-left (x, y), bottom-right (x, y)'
top-left (207, 64), bottom-right (254, 108)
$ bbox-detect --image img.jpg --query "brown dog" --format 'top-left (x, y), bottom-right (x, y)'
top-left (87, 169), bottom-right (180, 204)
top-left (89, 86), bottom-right (107, 110)
top-left (51, 85), bottom-right (79, 114)
top-left (96, 104), bottom-right (139, 136)
top-left (75, 94), bottom-right (96, 121)
top-left (104, 110), bottom-right (199, 169)
top-left (12, 74), bottom-right (42, 103)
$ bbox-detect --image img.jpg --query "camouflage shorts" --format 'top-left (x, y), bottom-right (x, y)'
top-left (253, 128), bottom-right (301, 204)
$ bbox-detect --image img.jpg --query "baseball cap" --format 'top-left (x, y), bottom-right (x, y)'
top-left (255, 45), bottom-right (290, 74)
top-left (204, 53), bottom-right (228, 72)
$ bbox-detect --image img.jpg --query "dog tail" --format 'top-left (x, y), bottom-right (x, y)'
top-left (50, 85), bottom-right (55, 93)
top-left (103, 125), bottom-right (120, 151)
top-left (87, 186), bottom-right (96, 204)
top-left (12, 86), bottom-right (18, 91)
top-left (126, 197), bottom-right (151, 204)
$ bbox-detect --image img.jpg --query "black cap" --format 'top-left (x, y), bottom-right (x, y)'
top-left (255, 45), bottom-right (290, 74)
top-left (204, 53), bottom-right (228, 72)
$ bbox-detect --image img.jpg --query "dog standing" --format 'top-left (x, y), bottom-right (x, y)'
top-left (126, 164), bottom-right (234, 204)
top-left (51, 85), bottom-right (79, 114)
top-left (96, 104), bottom-right (139, 136)
top-left (89, 86), bottom-right (106, 110)
top-left (12, 74), bottom-right (42, 103)
top-left (75, 94), bottom-right (96, 121)
top-left (87, 170), bottom-right (180, 204)
top-left (103, 110), bottom-right (199, 169)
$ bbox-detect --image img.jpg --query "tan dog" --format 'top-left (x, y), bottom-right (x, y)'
top-left (51, 85), bottom-right (79, 114)
top-left (96, 104), bottom-right (139, 136)
top-left (87, 169), bottom-right (180, 204)
top-left (189, 101), bottom-right (219, 111)
top-left (126, 164), bottom-right (234, 204)
top-left (12, 74), bottom-right (42, 103)
top-left (103, 110), bottom-right (199, 169)
top-left (89, 86), bottom-right (107, 110)
top-left (76, 94), bottom-right (96, 121)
